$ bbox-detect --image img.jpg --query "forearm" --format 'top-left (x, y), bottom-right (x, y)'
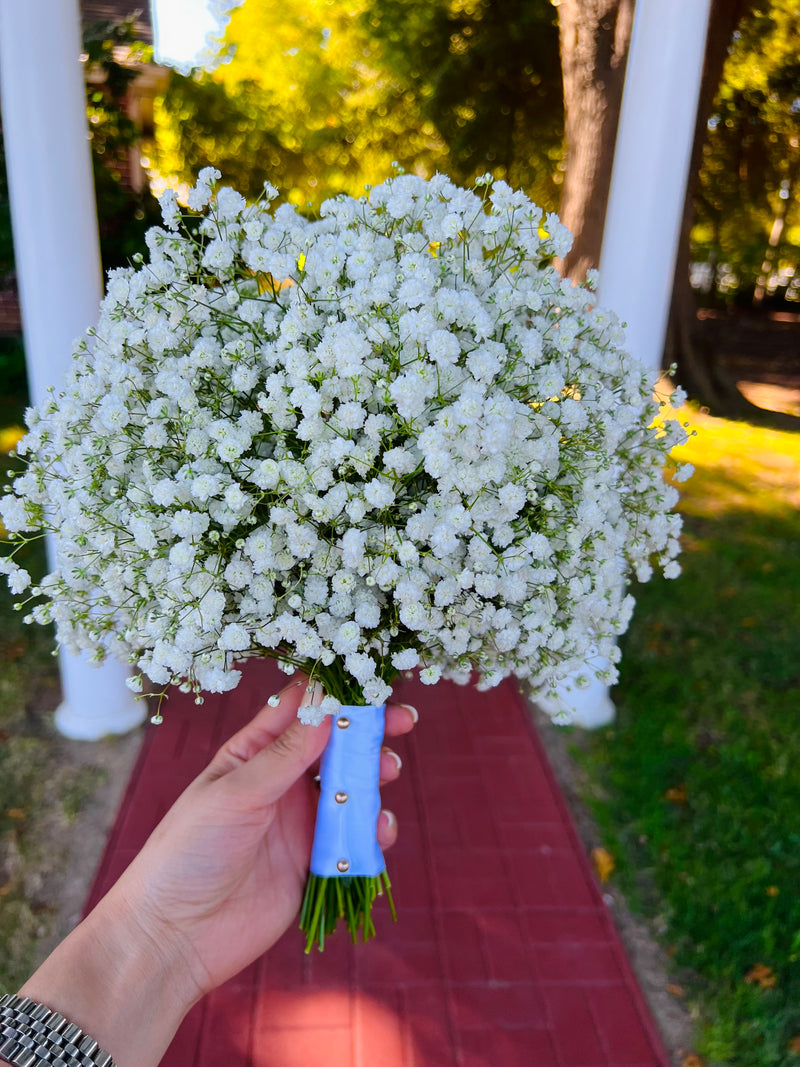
top-left (8, 886), bottom-right (198, 1067)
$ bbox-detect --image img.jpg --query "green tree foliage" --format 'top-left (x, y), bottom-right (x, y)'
top-left (157, 0), bottom-right (447, 205)
top-left (362, 0), bottom-right (563, 204)
top-left (82, 17), bottom-right (162, 270)
top-left (154, 0), bottom-right (563, 209)
top-left (693, 0), bottom-right (800, 304)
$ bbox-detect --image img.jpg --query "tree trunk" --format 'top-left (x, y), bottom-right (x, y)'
top-left (557, 0), bottom-right (634, 281)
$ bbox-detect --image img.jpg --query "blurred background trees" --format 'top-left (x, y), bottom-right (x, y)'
top-left (1, 0), bottom-right (797, 415)
top-left (695, 0), bottom-right (800, 308)
top-left (155, 0), bottom-right (565, 208)
top-left (154, 0), bottom-right (800, 312)
top-left (82, 16), bottom-right (163, 270)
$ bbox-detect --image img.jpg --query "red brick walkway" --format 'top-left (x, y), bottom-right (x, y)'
top-left (85, 659), bottom-right (670, 1067)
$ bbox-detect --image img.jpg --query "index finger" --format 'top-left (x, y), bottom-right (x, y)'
top-left (203, 674), bottom-right (310, 781)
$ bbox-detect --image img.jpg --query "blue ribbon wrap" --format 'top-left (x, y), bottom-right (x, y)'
top-left (310, 704), bottom-right (386, 878)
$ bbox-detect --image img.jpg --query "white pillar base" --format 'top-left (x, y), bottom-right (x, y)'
top-left (52, 649), bottom-right (146, 740)
top-left (536, 652), bottom-right (617, 729)
top-left (537, 683), bottom-right (616, 730)
top-left (54, 696), bottom-right (147, 741)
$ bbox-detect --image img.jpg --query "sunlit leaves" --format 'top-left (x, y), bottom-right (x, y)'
top-left (155, 0), bottom-right (448, 205)
top-left (694, 0), bottom-right (800, 300)
top-left (153, 0), bottom-right (563, 210)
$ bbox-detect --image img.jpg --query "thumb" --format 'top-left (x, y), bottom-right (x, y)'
top-left (227, 715), bottom-right (331, 804)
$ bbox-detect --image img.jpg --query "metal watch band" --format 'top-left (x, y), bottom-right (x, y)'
top-left (0, 994), bottom-right (116, 1067)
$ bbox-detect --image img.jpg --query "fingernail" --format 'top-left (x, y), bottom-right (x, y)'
top-left (402, 704), bottom-right (419, 724)
top-left (381, 809), bottom-right (396, 831)
top-left (382, 746), bottom-right (402, 772)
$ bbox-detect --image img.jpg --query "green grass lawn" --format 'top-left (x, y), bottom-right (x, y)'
top-left (0, 524), bottom-right (63, 990)
top-left (572, 408), bottom-right (800, 1066)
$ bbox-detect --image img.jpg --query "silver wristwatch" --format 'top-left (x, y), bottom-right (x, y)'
top-left (0, 994), bottom-right (116, 1067)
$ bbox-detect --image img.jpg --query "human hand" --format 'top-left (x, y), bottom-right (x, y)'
top-left (109, 680), bottom-right (416, 1000)
top-left (17, 681), bottom-right (416, 1067)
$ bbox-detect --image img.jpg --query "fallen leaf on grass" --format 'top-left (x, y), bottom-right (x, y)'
top-left (0, 639), bottom-right (28, 662)
top-left (590, 847), bottom-right (615, 883)
top-left (788, 1036), bottom-right (800, 1055)
top-left (766, 885), bottom-right (780, 897)
top-left (680, 1054), bottom-right (705, 1067)
top-left (666, 983), bottom-right (686, 997)
top-left (6, 808), bottom-right (26, 820)
top-left (744, 963), bottom-right (777, 989)
top-left (664, 784), bottom-right (688, 804)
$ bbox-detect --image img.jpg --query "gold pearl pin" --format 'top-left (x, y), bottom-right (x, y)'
top-left (336, 859), bottom-right (350, 873)
top-left (336, 716), bottom-right (350, 730)
top-left (334, 791), bottom-right (348, 804)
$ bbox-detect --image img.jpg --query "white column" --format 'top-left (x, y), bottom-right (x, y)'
top-left (548, 0), bottom-right (712, 729)
top-left (0, 0), bottom-right (146, 739)
top-left (599, 0), bottom-right (713, 371)
top-left (536, 651), bottom-right (617, 729)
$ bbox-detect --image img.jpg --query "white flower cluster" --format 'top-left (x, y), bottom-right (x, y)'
top-left (1, 170), bottom-right (688, 717)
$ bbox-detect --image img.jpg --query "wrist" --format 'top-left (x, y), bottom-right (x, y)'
top-left (17, 885), bottom-right (198, 1067)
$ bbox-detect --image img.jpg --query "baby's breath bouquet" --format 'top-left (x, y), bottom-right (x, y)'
top-left (0, 170), bottom-right (689, 948)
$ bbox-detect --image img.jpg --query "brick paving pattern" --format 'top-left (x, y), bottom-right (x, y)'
top-left (85, 659), bottom-right (669, 1067)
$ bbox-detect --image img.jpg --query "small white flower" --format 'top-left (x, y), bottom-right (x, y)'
top-left (97, 395), bottom-right (130, 431)
top-left (336, 401), bottom-right (366, 430)
top-left (202, 240), bottom-right (235, 272)
top-left (8, 566), bottom-right (31, 595)
top-left (218, 623), bottom-right (250, 651)
top-left (363, 478), bottom-right (395, 510)
top-left (215, 186), bottom-right (247, 220)
top-left (297, 702), bottom-right (328, 726)
top-left (363, 679), bottom-right (392, 706)
top-left (191, 474), bottom-right (221, 502)
top-left (419, 665), bottom-right (442, 685)
top-left (391, 648), bottom-right (419, 670)
top-left (168, 541), bottom-right (196, 572)
top-left (333, 621), bottom-right (360, 654)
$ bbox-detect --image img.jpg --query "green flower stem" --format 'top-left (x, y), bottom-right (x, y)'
top-left (299, 870), bottom-right (396, 953)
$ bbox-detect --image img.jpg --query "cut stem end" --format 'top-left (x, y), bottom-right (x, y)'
top-left (300, 869), bottom-right (396, 952)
